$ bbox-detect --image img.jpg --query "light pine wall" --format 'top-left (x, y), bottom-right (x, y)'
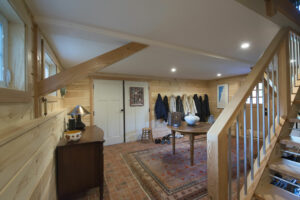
top-left (149, 79), bottom-right (210, 137)
top-left (0, 1), bottom-right (65, 200)
top-left (63, 78), bottom-right (91, 126)
top-left (208, 75), bottom-right (247, 118)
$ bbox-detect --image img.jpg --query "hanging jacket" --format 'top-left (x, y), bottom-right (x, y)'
top-left (155, 94), bottom-right (167, 121)
top-left (188, 96), bottom-right (197, 115)
top-left (182, 94), bottom-right (190, 115)
top-left (199, 96), bottom-right (206, 122)
top-left (203, 94), bottom-right (211, 118)
top-left (169, 95), bottom-right (176, 113)
top-left (176, 95), bottom-right (185, 119)
top-left (163, 96), bottom-right (169, 114)
top-left (193, 94), bottom-right (201, 118)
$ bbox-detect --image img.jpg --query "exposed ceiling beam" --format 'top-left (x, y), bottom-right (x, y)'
top-left (37, 42), bottom-right (148, 96)
top-left (35, 16), bottom-right (254, 65)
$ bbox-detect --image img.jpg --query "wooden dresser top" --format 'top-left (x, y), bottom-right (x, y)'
top-left (57, 125), bottom-right (105, 147)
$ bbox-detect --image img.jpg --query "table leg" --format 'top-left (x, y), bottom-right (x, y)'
top-left (190, 134), bottom-right (194, 166)
top-left (172, 130), bottom-right (176, 155)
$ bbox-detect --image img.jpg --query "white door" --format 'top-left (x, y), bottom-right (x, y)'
top-left (125, 81), bottom-right (149, 142)
top-left (94, 80), bottom-right (124, 145)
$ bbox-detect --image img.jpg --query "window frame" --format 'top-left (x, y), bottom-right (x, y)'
top-left (246, 82), bottom-right (263, 105)
top-left (0, 12), bottom-right (8, 87)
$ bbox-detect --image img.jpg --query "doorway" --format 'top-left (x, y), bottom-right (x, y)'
top-left (93, 79), bottom-right (149, 145)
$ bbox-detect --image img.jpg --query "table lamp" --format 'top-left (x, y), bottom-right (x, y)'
top-left (68, 105), bottom-right (90, 130)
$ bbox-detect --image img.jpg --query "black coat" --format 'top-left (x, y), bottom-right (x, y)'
top-left (193, 94), bottom-right (201, 118)
top-left (176, 96), bottom-right (185, 119)
top-left (163, 96), bottom-right (169, 114)
top-left (203, 94), bottom-right (210, 117)
top-left (199, 96), bottom-right (206, 122)
top-left (155, 94), bottom-right (168, 121)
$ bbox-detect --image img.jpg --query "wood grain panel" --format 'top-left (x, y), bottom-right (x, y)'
top-left (38, 42), bottom-right (148, 96)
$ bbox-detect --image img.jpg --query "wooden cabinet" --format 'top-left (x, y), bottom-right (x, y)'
top-left (56, 126), bottom-right (105, 200)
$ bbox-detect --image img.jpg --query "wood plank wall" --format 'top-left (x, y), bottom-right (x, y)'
top-left (63, 78), bottom-right (91, 126)
top-left (0, 1), bottom-right (66, 199)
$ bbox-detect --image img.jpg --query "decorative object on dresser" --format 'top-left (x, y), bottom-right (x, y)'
top-left (68, 105), bottom-right (90, 130)
top-left (56, 126), bottom-right (105, 200)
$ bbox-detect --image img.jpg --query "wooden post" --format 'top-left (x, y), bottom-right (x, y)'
top-left (32, 24), bottom-right (41, 118)
top-left (207, 130), bottom-right (228, 200)
top-left (278, 36), bottom-right (291, 117)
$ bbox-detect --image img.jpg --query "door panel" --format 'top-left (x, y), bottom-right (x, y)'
top-left (125, 81), bottom-right (149, 142)
top-left (93, 80), bottom-right (123, 145)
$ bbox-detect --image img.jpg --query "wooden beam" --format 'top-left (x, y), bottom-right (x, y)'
top-left (278, 0), bottom-right (300, 27)
top-left (37, 42), bottom-right (148, 96)
top-left (278, 37), bottom-right (291, 116)
top-left (265, 0), bottom-right (277, 17)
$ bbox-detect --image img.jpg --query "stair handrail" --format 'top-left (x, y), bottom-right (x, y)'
top-left (207, 27), bottom-right (291, 200)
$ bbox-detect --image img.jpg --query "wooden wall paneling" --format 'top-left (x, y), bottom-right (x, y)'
top-left (38, 42), bottom-right (148, 96)
top-left (90, 78), bottom-right (94, 126)
top-left (64, 79), bottom-right (91, 126)
top-left (0, 111), bottom-right (65, 200)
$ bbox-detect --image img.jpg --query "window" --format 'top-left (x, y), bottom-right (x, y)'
top-left (0, 1), bottom-right (26, 91)
top-left (44, 52), bottom-right (57, 96)
top-left (0, 13), bottom-right (8, 85)
top-left (246, 82), bottom-right (263, 104)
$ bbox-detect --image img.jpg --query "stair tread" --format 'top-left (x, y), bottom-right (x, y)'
top-left (294, 99), bottom-right (300, 104)
top-left (280, 136), bottom-right (300, 148)
top-left (288, 118), bottom-right (300, 123)
top-left (269, 158), bottom-right (300, 180)
top-left (255, 183), bottom-right (299, 200)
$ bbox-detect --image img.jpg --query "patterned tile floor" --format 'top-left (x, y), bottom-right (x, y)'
top-left (75, 136), bottom-right (207, 200)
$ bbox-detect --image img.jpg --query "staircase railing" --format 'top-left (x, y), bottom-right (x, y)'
top-left (207, 27), bottom-right (299, 200)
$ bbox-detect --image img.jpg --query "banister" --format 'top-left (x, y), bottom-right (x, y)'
top-left (207, 27), bottom-right (289, 200)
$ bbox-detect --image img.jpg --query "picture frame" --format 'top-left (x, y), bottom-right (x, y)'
top-left (130, 87), bottom-right (144, 106)
top-left (217, 84), bottom-right (229, 108)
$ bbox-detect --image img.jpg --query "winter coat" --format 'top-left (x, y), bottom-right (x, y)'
top-left (163, 96), bottom-right (169, 114)
top-left (193, 94), bottom-right (201, 118)
top-left (203, 94), bottom-right (210, 117)
top-left (176, 96), bottom-right (185, 119)
top-left (169, 95), bottom-right (176, 113)
top-left (182, 95), bottom-right (190, 115)
top-left (188, 96), bottom-right (197, 115)
top-left (199, 96), bottom-right (206, 122)
top-left (155, 94), bottom-right (168, 121)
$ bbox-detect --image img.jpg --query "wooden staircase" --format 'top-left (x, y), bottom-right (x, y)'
top-left (207, 27), bottom-right (300, 200)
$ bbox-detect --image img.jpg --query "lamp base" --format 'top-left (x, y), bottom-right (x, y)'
top-left (75, 115), bottom-right (86, 130)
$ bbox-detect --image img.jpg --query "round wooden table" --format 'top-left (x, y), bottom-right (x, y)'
top-left (169, 122), bottom-right (212, 166)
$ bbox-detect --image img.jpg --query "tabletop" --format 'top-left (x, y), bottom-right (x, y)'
top-left (169, 122), bottom-right (212, 134)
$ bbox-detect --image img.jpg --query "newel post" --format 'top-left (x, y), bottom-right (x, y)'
top-left (207, 130), bottom-right (228, 200)
top-left (278, 35), bottom-right (290, 117)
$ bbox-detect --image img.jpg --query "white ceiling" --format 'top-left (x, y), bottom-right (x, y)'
top-left (26, 0), bottom-right (281, 79)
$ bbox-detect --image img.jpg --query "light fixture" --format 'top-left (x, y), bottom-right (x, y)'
top-left (171, 68), bottom-right (176, 72)
top-left (241, 42), bottom-right (250, 49)
top-left (217, 73), bottom-right (222, 77)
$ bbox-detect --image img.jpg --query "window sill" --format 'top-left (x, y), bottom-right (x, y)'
top-left (0, 88), bottom-right (30, 103)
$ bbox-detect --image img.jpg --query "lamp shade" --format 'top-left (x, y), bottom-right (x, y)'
top-left (68, 105), bottom-right (90, 116)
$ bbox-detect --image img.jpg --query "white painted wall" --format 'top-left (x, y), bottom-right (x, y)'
top-left (125, 81), bottom-right (149, 142)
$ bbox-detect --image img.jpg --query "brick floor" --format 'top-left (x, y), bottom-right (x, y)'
top-left (75, 135), bottom-right (207, 200)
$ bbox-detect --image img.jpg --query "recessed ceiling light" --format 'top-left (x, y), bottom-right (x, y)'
top-left (217, 73), bottom-right (222, 77)
top-left (171, 68), bottom-right (176, 72)
top-left (241, 42), bottom-right (250, 49)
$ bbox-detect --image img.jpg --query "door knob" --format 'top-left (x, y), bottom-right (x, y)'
top-left (121, 109), bottom-right (124, 112)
